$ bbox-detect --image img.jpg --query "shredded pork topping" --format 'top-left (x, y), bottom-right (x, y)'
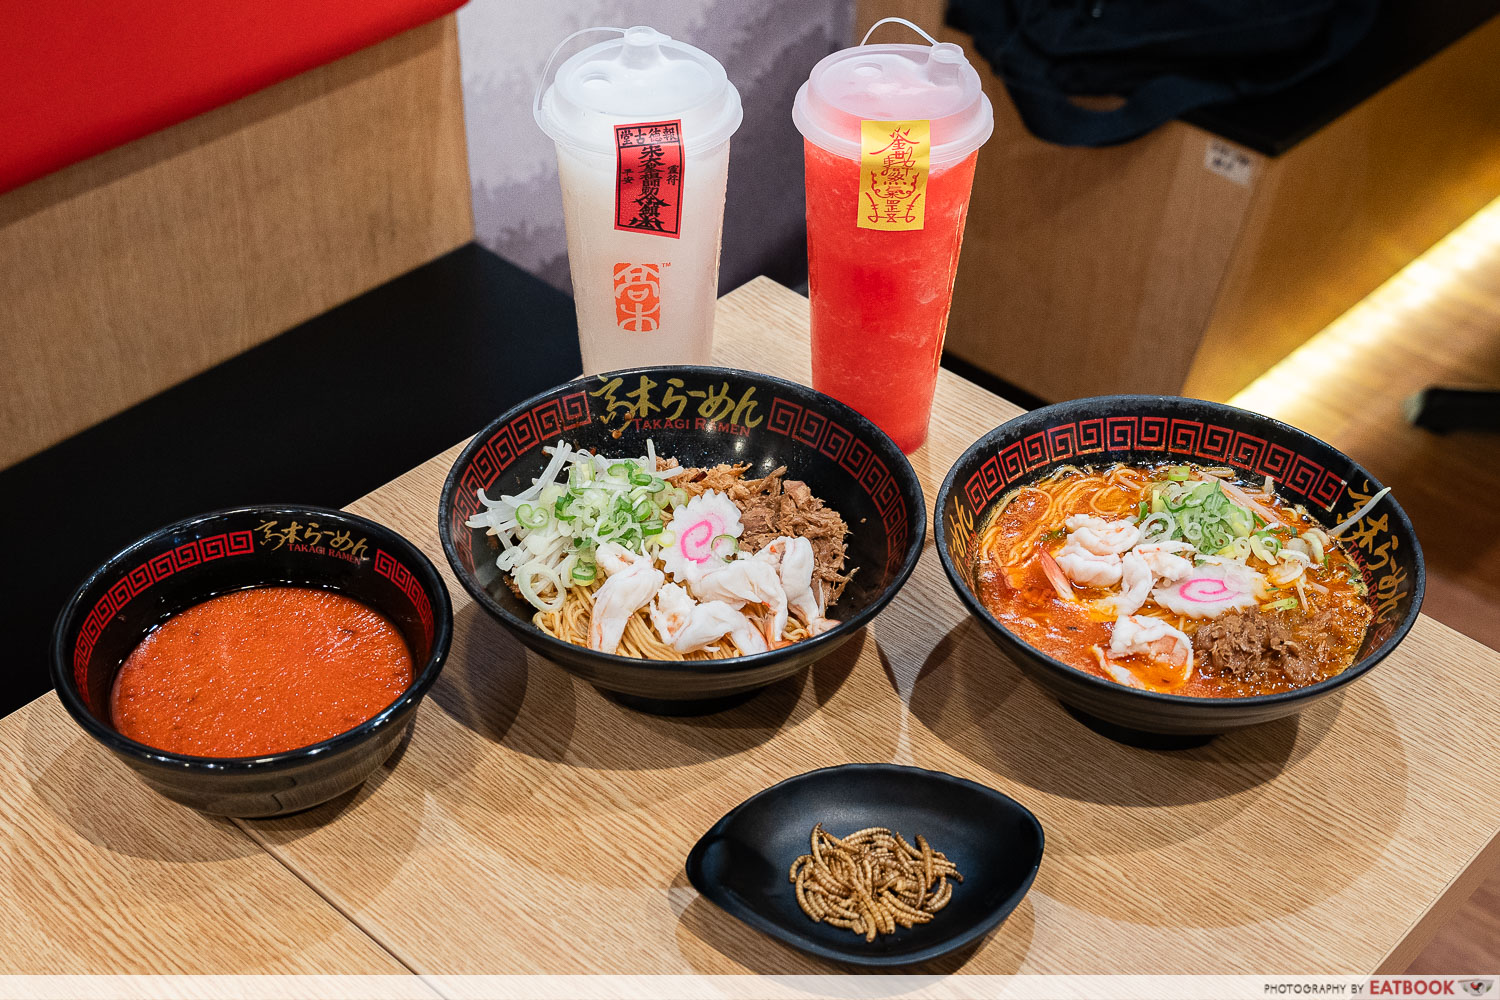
top-left (679, 463), bottom-right (854, 603)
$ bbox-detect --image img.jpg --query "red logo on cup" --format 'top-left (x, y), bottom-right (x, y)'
top-left (614, 262), bottom-right (661, 332)
top-left (614, 120), bottom-right (684, 238)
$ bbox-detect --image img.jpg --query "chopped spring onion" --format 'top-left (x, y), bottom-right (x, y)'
top-left (1217, 537), bottom-right (1252, 560)
top-left (1167, 465), bottom-right (1191, 481)
top-left (1262, 596), bottom-right (1298, 612)
top-left (1145, 478), bottom-right (1255, 554)
top-left (1139, 511), bottom-right (1176, 543)
top-left (711, 533), bottom-right (738, 560)
top-left (1249, 531), bottom-right (1281, 564)
top-left (466, 439), bottom-right (686, 611)
top-left (516, 504), bottom-right (548, 529)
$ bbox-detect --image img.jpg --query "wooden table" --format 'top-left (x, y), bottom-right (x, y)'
top-left (4, 277), bottom-right (1499, 976)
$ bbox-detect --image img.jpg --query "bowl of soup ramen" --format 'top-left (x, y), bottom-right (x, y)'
top-left (934, 396), bottom-right (1423, 747)
top-left (51, 506), bottom-right (453, 816)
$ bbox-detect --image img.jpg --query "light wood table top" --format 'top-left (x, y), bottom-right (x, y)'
top-left (0, 698), bottom-right (411, 975)
top-left (4, 277), bottom-right (1498, 976)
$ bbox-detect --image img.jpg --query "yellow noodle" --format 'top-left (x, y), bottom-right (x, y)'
top-left (533, 578), bottom-right (812, 659)
top-left (982, 465), bottom-right (1145, 568)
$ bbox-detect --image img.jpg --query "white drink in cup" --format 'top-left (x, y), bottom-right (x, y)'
top-left (535, 26), bottom-right (743, 375)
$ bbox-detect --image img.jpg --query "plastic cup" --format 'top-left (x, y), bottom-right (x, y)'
top-left (793, 19), bottom-right (993, 453)
top-left (535, 26), bottom-right (742, 375)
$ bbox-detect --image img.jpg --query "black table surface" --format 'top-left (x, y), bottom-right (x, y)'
top-left (0, 243), bottom-right (582, 719)
top-left (1182, 1), bottom-right (1498, 156)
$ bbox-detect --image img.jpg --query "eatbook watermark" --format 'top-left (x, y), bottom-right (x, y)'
top-left (1, 974), bottom-right (1495, 999)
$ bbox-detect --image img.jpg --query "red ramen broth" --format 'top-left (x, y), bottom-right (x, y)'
top-left (110, 586), bottom-right (413, 757)
top-left (973, 463), bottom-right (1373, 697)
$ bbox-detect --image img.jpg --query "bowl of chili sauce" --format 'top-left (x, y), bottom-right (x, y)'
top-left (51, 506), bottom-right (452, 817)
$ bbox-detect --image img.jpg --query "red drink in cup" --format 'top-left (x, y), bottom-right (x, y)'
top-left (793, 19), bottom-right (993, 453)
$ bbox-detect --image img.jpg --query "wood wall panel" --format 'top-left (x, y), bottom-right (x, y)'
top-left (1183, 14), bottom-right (1500, 401)
top-left (0, 15), bottom-right (473, 468)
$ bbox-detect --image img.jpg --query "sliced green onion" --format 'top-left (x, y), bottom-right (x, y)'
top-left (711, 534), bottom-right (738, 560)
top-left (1139, 511), bottom-right (1176, 542)
top-left (1262, 597), bottom-right (1298, 612)
top-left (640, 519), bottom-right (664, 536)
top-left (629, 471), bottom-right (654, 487)
top-left (607, 462), bottom-right (634, 479)
top-left (1167, 465), bottom-right (1190, 481)
top-left (644, 477), bottom-right (666, 494)
top-left (657, 530), bottom-right (677, 548)
top-left (516, 504), bottom-right (548, 529)
top-left (571, 561), bottom-right (597, 583)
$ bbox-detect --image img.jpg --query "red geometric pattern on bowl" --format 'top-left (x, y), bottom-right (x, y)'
top-left (447, 389), bottom-right (594, 575)
top-left (374, 548), bottom-right (434, 646)
top-left (766, 395), bottom-right (909, 579)
top-left (963, 415), bottom-right (1349, 516)
top-left (71, 530), bottom-right (256, 699)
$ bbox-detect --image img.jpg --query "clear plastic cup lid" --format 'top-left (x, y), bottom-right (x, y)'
top-left (535, 25), bottom-right (743, 155)
top-left (793, 18), bottom-right (993, 166)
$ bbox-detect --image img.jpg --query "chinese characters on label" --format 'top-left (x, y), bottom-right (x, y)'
top-left (859, 119), bottom-right (929, 231)
top-left (1336, 481), bottom-right (1409, 633)
top-left (613, 262), bottom-right (662, 332)
top-left (615, 120), bottom-right (684, 237)
top-left (588, 374), bottom-right (763, 435)
top-left (947, 503), bottom-right (977, 569)
top-left (255, 520), bottom-right (368, 559)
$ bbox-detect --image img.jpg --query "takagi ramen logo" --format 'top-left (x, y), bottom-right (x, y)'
top-left (613, 262), bottom-right (662, 333)
top-left (1462, 982), bottom-right (1494, 997)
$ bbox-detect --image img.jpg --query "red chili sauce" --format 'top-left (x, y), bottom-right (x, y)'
top-left (110, 586), bottom-right (413, 757)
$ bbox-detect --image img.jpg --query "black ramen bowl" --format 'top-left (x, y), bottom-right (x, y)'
top-left (437, 365), bottom-right (925, 713)
top-left (686, 764), bottom-right (1044, 967)
top-left (50, 505), bottom-right (453, 817)
top-left (935, 395), bottom-right (1424, 748)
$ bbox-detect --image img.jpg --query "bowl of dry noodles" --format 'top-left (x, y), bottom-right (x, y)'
top-left (438, 365), bottom-right (925, 712)
top-left (935, 395), bottom-right (1423, 747)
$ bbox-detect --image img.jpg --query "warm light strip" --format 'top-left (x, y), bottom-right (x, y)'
top-left (1230, 194), bottom-right (1500, 417)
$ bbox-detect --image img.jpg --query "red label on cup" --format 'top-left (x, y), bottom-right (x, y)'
top-left (614, 120), bottom-right (684, 238)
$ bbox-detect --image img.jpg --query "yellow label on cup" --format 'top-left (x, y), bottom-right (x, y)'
top-left (858, 119), bottom-right (930, 231)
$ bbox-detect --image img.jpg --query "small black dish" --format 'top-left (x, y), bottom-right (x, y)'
top-left (934, 395), bottom-right (1425, 747)
top-left (685, 764), bottom-right (1044, 967)
top-left (437, 365), bottom-right (926, 713)
top-left (50, 505), bottom-right (453, 817)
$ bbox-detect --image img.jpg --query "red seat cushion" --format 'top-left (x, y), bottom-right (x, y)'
top-left (0, 0), bottom-right (464, 194)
